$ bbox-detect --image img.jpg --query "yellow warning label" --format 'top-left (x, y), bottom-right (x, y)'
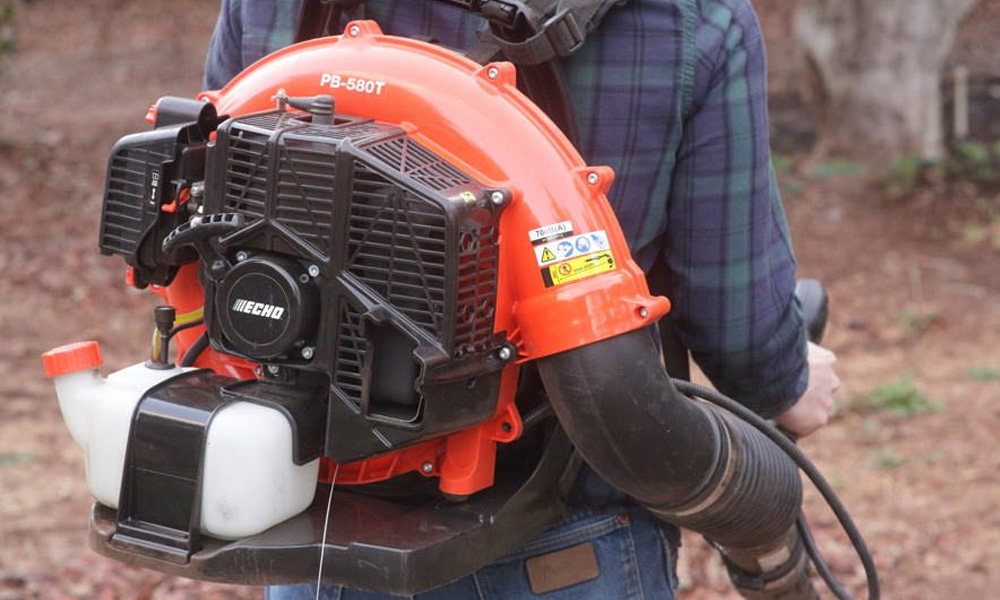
top-left (459, 191), bottom-right (478, 204)
top-left (545, 252), bottom-right (616, 287)
top-left (540, 247), bottom-right (557, 263)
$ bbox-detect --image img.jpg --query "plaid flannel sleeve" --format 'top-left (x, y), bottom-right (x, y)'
top-left (203, 0), bottom-right (244, 90)
top-left (663, 0), bottom-right (808, 418)
top-left (203, 0), bottom-right (302, 90)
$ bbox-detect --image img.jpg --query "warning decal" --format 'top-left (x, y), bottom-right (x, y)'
top-left (542, 252), bottom-right (617, 287)
top-left (534, 230), bottom-right (610, 266)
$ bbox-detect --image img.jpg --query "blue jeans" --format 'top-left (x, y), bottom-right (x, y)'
top-left (267, 467), bottom-right (680, 600)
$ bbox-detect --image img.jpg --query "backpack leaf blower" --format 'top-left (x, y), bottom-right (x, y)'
top-left (42, 15), bottom-right (877, 600)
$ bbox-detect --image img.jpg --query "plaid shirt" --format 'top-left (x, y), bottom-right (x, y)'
top-left (204, 0), bottom-right (807, 416)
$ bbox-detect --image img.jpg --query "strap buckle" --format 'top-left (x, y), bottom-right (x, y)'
top-left (541, 9), bottom-right (585, 57)
top-left (487, 4), bottom-right (586, 65)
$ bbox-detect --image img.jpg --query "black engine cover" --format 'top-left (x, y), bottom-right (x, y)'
top-left (198, 109), bottom-right (509, 462)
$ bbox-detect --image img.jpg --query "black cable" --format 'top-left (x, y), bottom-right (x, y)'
top-left (180, 332), bottom-right (210, 367)
top-left (168, 318), bottom-right (204, 341)
top-left (798, 512), bottom-right (856, 600)
top-left (671, 379), bottom-right (880, 600)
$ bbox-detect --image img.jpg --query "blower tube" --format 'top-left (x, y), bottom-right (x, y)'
top-left (537, 327), bottom-right (815, 600)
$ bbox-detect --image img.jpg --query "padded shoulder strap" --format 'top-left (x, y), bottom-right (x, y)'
top-left (297, 0), bottom-right (626, 65)
top-left (487, 0), bottom-right (628, 65)
top-left (295, 0), bottom-right (365, 42)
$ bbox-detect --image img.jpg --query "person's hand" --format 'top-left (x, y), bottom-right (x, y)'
top-left (774, 342), bottom-right (839, 438)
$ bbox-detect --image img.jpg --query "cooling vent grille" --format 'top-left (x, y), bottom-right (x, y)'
top-left (218, 114), bottom-right (501, 362)
top-left (334, 301), bottom-right (365, 403)
top-left (237, 113), bottom-right (287, 130)
top-left (224, 127), bottom-right (271, 219)
top-left (365, 136), bottom-right (473, 192)
top-left (101, 142), bottom-right (172, 255)
top-left (454, 226), bottom-right (500, 357)
top-left (346, 163), bottom-right (448, 339)
top-left (274, 143), bottom-right (337, 255)
top-left (298, 121), bottom-right (384, 141)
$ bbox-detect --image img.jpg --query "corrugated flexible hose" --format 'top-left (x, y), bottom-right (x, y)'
top-left (536, 327), bottom-right (879, 600)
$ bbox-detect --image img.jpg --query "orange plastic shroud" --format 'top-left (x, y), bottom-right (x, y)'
top-left (156, 21), bottom-right (669, 497)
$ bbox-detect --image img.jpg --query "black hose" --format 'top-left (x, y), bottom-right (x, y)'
top-left (672, 379), bottom-right (880, 600)
top-left (538, 330), bottom-right (737, 512)
top-left (535, 326), bottom-right (878, 600)
top-left (520, 402), bottom-right (554, 429)
top-left (180, 332), bottom-right (210, 367)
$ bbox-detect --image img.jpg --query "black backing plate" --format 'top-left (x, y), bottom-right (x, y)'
top-left (89, 426), bottom-right (577, 595)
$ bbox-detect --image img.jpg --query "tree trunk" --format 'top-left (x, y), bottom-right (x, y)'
top-left (795, 0), bottom-right (980, 163)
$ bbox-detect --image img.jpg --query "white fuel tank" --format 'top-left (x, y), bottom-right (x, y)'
top-left (44, 343), bottom-right (319, 540)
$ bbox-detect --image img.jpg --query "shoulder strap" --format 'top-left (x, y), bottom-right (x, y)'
top-left (295, 0), bottom-right (365, 42)
top-left (293, 0), bottom-right (607, 141)
top-left (297, 0), bottom-right (626, 64)
top-left (647, 257), bottom-right (691, 381)
top-left (485, 0), bottom-right (627, 65)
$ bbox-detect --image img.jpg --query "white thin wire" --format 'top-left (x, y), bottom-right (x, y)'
top-left (315, 463), bottom-right (340, 600)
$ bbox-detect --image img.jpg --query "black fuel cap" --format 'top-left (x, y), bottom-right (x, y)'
top-left (215, 256), bottom-right (319, 359)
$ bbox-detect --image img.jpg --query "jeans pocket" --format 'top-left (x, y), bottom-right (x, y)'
top-left (473, 512), bottom-right (645, 600)
top-left (657, 525), bottom-right (681, 593)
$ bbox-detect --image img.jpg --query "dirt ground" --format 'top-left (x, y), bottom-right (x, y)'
top-left (1, 1), bottom-right (999, 599)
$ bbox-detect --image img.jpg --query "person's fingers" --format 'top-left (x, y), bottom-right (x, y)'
top-left (808, 341), bottom-right (837, 364)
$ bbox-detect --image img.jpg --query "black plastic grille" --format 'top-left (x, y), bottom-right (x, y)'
top-left (224, 127), bottom-right (271, 219)
top-left (298, 121), bottom-right (384, 142)
top-left (365, 136), bottom-right (472, 192)
top-left (274, 143), bottom-right (337, 256)
top-left (346, 163), bottom-right (448, 338)
top-left (101, 143), bottom-right (172, 255)
top-left (454, 226), bottom-right (500, 357)
top-left (333, 301), bottom-right (366, 404)
top-left (214, 111), bottom-right (502, 366)
top-left (238, 113), bottom-right (287, 130)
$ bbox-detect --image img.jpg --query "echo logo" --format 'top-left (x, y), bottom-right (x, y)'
top-left (231, 299), bottom-right (286, 320)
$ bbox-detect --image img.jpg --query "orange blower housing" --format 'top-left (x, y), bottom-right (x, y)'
top-left (135, 21), bottom-right (668, 498)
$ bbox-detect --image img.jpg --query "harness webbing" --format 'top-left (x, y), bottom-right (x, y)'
top-left (295, 0), bottom-right (628, 65)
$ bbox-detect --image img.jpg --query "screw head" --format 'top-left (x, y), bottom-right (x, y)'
top-left (586, 172), bottom-right (600, 185)
top-left (497, 347), bottom-right (513, 362)
top-left (308, 264), bottom-right (321, 278)
top-left (638, 307), bottom-right (649, 318)
top-left (421, 462), bottom-right (434, 474)
top-left (301, 346), bottom-right (315, 360)
top-left (235, 251), bottom-right (248, 262)
top-left (487, 66), bottom-right (500, 80)
top-left (348, 25), bottom-right (361, 36)
top-left (266, 364), bottom-right (280, 375)
top-left (490, 191), bottom-right (505, 205)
